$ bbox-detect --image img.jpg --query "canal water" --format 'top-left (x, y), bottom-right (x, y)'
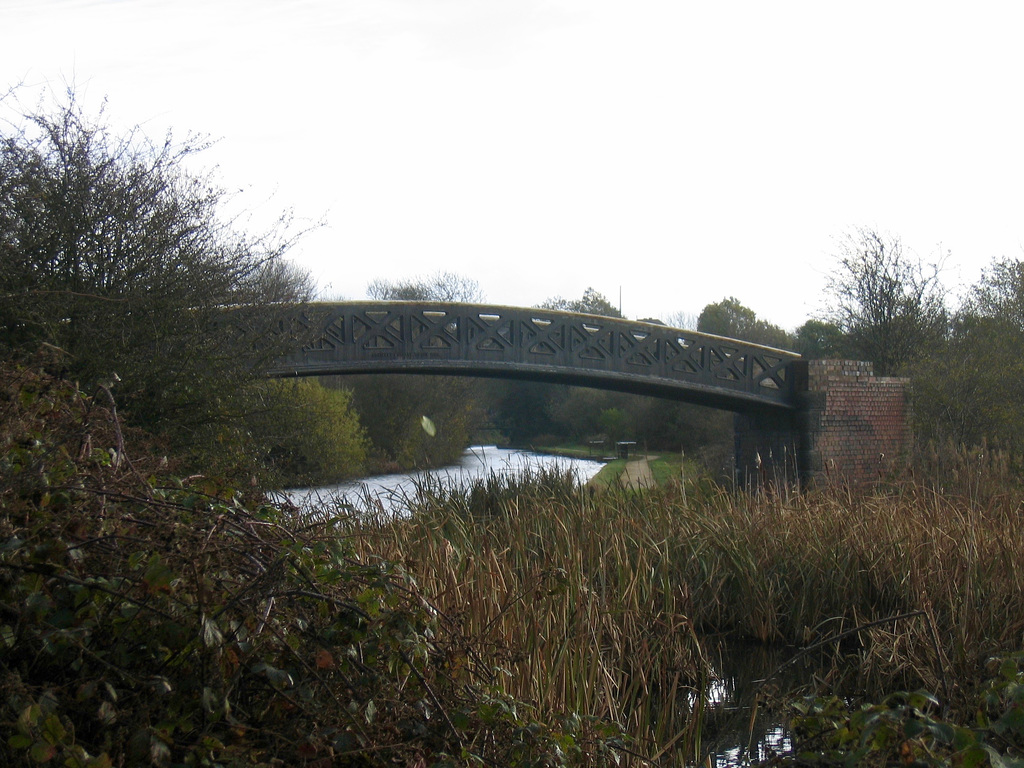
top-left (278, 445), bottom-right (605, 514)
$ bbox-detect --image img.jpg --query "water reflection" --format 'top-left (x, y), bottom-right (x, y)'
top-left (277, 445), bottom-right (604, 514)
top-left (698, 641), bottom-right (805, 766)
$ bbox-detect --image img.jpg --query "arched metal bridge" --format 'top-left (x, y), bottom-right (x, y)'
top-left (263, 302), bottom-right (802, 411)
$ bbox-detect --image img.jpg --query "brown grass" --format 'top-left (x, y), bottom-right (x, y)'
top-left (332, 461), bottom-right (1024, 762)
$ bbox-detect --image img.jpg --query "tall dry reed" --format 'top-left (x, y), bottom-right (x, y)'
top-left (340, 470), bottom-right (709, 762)
top-left (332, 461), bottom-right (1024, 761)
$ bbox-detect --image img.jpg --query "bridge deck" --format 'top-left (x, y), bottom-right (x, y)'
top-left (263, 302), bottom-right (802, 411)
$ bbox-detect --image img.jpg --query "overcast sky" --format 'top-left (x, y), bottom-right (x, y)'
top-left (4, 0), bottom-right (1024, 330)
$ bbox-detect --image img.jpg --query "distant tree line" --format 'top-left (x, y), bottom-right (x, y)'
top-left (703, 226), bottom-right (1024, 456)
top-left (352, 232), bottom-right (1024, 476)
top-left (824, 228), bottom-right (1024, 453)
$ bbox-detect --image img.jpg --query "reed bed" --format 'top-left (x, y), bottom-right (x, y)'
top-left (333, 464), bottom-right (1024, 762)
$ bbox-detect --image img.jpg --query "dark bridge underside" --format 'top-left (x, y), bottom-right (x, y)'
top-left (265, 302), bottom-right (802, 412)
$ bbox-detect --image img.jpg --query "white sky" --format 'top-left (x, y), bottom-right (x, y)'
top-left (4, 0), bottom-right (1024, 330)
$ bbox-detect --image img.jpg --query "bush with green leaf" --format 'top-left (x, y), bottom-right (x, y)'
top-left (248, 378), bottom-right (368, 487)
top-left (0, 358), bottom-right (617, 767)
top-left (780, 655), bottom-right (1024, 767)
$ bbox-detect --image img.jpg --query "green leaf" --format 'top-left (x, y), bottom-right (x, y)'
top-left (18, 704), bottom-right (42, 733)
top-left (903, 718), bottom-right (924, 738)
top-left (1007, 682), bottom-right (1024, 703)
top-left (961, 746), bottom-right (989, 768)
top-left (995, 705), bottom-right (1024, 736)
top-left (256, 663), bottom-right (293, 689)
top-left (29, 741), bottom-right (56, 763)
top-left (927, 720), bottom-right (955, 743)
top-left (986, 744), bottom-right (1010, 768)
top-left (97, 701), bottom-right (117, 726)
top-left (41, 714), bottom-right (66, 742)
top-left (1000, 659), bottom-right (1018, 680)
top-left (143, 554), bottom-right (175, 593)
top-left (8, 734), bottom-right (32, 750)
top-left (952, 725), bottom-right (979, 751)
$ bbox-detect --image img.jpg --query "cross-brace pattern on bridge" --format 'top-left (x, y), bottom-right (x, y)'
top-left (265, 302), bottom-right (802, 411)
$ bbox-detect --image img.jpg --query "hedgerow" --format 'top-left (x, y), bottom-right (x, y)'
top-left (0, 357), bottom-right (618, 767)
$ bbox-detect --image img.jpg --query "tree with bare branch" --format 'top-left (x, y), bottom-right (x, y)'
top-left (823, 228), bottom-right (947, 376)
top-left (0, 90), bottom-right (359, 480)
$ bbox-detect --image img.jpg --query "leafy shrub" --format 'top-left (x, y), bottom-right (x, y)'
top-left (781, 655), bottom-right (1024, 767)
top-left (250, 378), bottom-right (368, 487)
top-left (0, 358), bottom-right (616, 767)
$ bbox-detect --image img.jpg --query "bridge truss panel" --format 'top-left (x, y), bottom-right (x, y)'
top-left (265, 302), bottom-right (801, 411)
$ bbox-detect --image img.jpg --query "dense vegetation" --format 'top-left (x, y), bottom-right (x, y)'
top-left (0, 357), bottom-right (615, 766)
top-left (10, 353), bottom-right (1024, 766)
top-left (289, 436), bottom-right (1024, 766)
top-left (7, 90), bottom-right (1024, 766)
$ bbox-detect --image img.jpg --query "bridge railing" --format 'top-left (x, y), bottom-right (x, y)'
top-left (262, 302), bottom-right (802, 410)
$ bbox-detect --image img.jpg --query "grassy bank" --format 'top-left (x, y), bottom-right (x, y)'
top-left (531, 442), bottom-right (693, 489)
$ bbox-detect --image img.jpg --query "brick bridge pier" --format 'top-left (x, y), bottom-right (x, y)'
top-left (736, 359), bottom-right (911, 487)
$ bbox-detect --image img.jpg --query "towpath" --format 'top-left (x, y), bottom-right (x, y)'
top-left (620, 456), bottom-right (655, 489)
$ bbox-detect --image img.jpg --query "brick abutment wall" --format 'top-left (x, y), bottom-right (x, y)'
top-left (735, 359), bottom-right (911, 487)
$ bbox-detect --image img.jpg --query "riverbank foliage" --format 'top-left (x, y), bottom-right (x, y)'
top-left (332, 449), bottom-right (1024, 765)
top-left (0, 359), bottom-right (616, 766)
top-left (248, 379), bottom-right (368, 487)
top-left (772, 656), bottom-right (1024, 767)
top-left (6, 357), bottom-right (1024, 766)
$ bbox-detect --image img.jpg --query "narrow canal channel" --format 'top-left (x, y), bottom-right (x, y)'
top-left (278, 445), bottom-right (605, 513)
